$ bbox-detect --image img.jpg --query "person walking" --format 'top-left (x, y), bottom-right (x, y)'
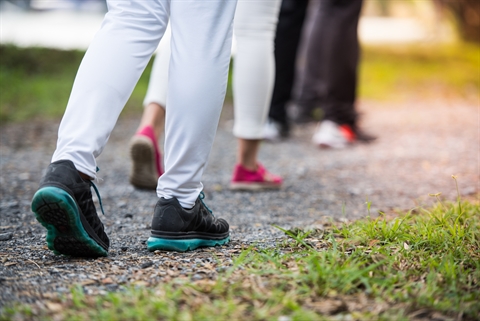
top-left (31, 0), bottom-right (238, 257)
top-left (293, 0), bottom-right (376, 148)
top-left (265, 0), bottom-right (375, 148)
top-left (129, 0), bottom-right (283, 192)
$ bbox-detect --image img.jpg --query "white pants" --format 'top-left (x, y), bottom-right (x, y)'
top-left (144, 0), bottom-right (281, 140)
top-left (52, 0), bottom-right (237, 208)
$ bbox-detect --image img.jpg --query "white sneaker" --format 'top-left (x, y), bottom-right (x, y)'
top-left (312, 120), bottom-right (355, 149)
top-left (263, 119), bottom-right (282, 141)
top-left (263, 119), bottom-right (291, 141)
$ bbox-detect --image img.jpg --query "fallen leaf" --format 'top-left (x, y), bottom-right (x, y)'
top-left (81, 279), bottom-right (97, 286)
top-left (305, 299), bottom-right (347, 315)
top-left (102, 277), bottom-right (114, 284)
top-left (46, 302), bottom-right (63, 312)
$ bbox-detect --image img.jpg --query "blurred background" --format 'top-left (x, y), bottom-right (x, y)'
top-left (0, 0), bottom-right (478, 122)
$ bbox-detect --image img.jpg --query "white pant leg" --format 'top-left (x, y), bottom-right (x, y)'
top-left (53, 0), bottom-right (169, 178)
top-left (145, 0), bottom-right (281, 140)
top-left (156, 0), bottom-right (237, 208)
top-left (232, 0), bottom-right (281, 139)
top-left (143, 25), bottom-right (171, 108)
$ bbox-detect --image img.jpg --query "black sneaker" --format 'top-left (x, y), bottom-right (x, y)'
top-left (31, 160), bottom-right (109, 257)
top-left (352, 125), bottom-right (377, 143)
top-left (147, 192), bottom-right (229, 252)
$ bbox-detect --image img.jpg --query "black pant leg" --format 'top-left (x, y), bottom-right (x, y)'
top-left (268, 0), bottom-right (309, 128)
top-left (296, 0), bottom-right (363, 126)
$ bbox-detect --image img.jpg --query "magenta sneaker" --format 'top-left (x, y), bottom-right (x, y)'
top-left (230, 163), bottom-right (283, 190)
top-left (129, 126), bottom-right (163, 190)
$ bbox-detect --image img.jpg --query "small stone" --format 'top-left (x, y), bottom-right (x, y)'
top-left (141, 261), bottom-right (154, 269)
top-left (19, 173), bottom-right (30, 180)
top-left (121, 246), bottom-right (128, 252)
top-left (0, 201), bottom-right (19, 209)
top-left (124, 213), bottom-right (133, 218)
top-left (0, 232), bottom-right (13, 241)
top-left (192, 274), bottom-right (203, 281)
top-left (106, 284), bottom-right (119, 291)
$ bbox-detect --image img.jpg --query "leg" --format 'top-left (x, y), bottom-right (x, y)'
top-left (129, 102), bottom-right (166, 189)
top-left (156, 0), bottom-right (237, 208)
top-left (52, 0), bottom-right (169, 178)
top-left (237, 139), bottom-right (260, 171)
top-left (139, 21), bottom-right (171, 141)
top-left (230, 0), bottom-right (283, 190)
top-left (137, 103), bottom-right (165, 139)
top-left (129, 30), bottom-right (171, 189)
top-left (142, 24), bottom-right (171, 116)
top-left (311, 0), bottom-right (363, 127)
top-left (148, 0), bottom-right (237, 252)
top-left (267, 0), bottom-right (309, 137)
top-left (232, 0), bottom-right (281, 140)
top-left (32, 0), bottom-right (169, 257)
top-left (303, 0), bottom-right (375, 147)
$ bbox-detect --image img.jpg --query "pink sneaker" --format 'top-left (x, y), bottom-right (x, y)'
top-left (230, 163), bottom-right (283, 190)
top-left (129, 126), bottom-right (163, 190)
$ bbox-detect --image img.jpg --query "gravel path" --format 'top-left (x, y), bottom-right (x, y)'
top-left (0, 100), bottom-right (478, 307)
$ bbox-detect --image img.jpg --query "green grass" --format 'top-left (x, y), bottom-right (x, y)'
top-left (3, 184), bottom-right (479, 320)
top-left (0, 42), bottom-right (478, 123)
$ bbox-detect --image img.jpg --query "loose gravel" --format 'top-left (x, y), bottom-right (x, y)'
top-left (0, 100), bottom-right (478, 307)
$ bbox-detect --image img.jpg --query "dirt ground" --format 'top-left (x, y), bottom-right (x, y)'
top-left (0, 99), bottom-right (478, 308)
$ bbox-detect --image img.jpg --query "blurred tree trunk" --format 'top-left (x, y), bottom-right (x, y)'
top-left (434, 0), bottom-right (480, 43)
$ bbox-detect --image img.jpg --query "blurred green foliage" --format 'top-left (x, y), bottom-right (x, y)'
top-left (359, 42), bottom-right (480, 102)
top-left (0, 42), bottom-right (478, 123)
top-left (0, 45), bottom-right (154, 123)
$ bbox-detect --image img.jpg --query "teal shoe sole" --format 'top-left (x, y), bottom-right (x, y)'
top-left (147, 236), bottom-right (230, 252)
top-left (31, 186), bottom-right (108, 257)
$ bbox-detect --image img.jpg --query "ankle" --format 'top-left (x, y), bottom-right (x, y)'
top-left (239, 162), bottom-right (257, 172)
top-left (78, 172), bottom-right (93, 180)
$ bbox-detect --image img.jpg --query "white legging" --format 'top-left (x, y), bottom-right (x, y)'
top-left (144, 0), bottom-right (281, 139)
top-left (52, 0), bottom-right (237, 208)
